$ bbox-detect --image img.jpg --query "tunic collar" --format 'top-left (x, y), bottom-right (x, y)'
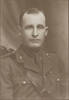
top-left (16, 44), bottom-right (44, 73)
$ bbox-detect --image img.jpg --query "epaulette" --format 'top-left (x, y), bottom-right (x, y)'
top-left (0, 47), bottom-right (16, 58)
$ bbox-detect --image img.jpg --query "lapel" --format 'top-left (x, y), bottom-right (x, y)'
top-left (16, 46), bottom-right (43, 74)
top-left (15, 46), bottom-right (59, 97)
top-left (16, 45), bottom-right (55, 75)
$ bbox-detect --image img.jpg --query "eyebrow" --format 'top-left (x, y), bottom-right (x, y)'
top-left (25, 24), bottom-right (45, 27)
top-left (37, 24), bottom-right (45, 28)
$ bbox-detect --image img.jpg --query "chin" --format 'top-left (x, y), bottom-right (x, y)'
top-left (29, 43), bottom-right (42, 49)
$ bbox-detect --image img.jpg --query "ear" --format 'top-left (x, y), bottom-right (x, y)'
top-left (45, 26), bottom-right (48, 37)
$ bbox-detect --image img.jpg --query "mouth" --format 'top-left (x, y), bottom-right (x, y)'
top-left (30, 39), bottom-right (40, 43)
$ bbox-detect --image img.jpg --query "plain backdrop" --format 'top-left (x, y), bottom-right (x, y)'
top-left (0, 0), bottom-right (68, 98)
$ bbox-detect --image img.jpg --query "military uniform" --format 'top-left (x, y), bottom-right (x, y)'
top-left (0, 46), bottom-right (66, 100)
top-left (0, 46), bottom-right (15, 57)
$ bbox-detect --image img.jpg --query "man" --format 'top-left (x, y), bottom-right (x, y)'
top-left (0, 8), bottom-right (66, 100)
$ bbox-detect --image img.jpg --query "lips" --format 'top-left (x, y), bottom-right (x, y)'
top-left (30, 39), bottom-right (40, 41)
top-left (30, 39), bottom-right (40, 43)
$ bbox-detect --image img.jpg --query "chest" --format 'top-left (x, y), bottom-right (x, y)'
top-left (10, 57), bottom-right (61, 100)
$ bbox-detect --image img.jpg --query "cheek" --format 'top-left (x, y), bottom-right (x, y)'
top-left (22, 31), bottom-right (29, 40)
top-left (39, 32), bottom-right (46, 39)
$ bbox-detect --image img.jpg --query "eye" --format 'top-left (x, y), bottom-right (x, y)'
top-left (24, 25), bottom-right (33, 30)
top-left (37, 25), bottom-right (45, 29)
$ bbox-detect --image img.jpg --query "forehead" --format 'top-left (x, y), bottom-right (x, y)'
top-left (22, 13), bottom-right (46, 26)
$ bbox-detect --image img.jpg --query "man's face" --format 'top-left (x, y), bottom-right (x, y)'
top-left (21, 12), bottom-right (48, 48)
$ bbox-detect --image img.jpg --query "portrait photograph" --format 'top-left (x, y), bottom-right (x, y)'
top-left (0, 0), bottom-right (68, 100)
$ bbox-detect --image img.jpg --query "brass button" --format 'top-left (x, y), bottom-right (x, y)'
top-left (45, 53), bottom-right (48, 56)
top-left (19, 56), bottom-right (22, 60)
top-left (56, 78), bottom-right (60, 81)
top-left (22, 81), bottom-right (26, 85)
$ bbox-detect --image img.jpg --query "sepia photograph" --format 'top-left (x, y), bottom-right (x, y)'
top-left (0, 0), bottom-right (68, 100)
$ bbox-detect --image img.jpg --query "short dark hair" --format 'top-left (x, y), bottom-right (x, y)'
top-left (19, 8), bottom-right (46, 27)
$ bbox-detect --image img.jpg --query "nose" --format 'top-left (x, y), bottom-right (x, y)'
top-left (32, 27), bottom-right (38, 37)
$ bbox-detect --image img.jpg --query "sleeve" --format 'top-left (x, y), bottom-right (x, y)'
top-left (0, 57), bottom-right (13, 100)
top-left (48, 54), bottom-right (66, 99)
top-left (57, 57), bottom-right (66, 98)
top-left (43, 53), bottom-right (66, 99)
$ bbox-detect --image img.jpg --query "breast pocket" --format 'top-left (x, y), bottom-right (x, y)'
top-left (12, 72), bottom-right (40, 99)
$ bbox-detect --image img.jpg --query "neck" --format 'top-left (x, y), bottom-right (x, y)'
top-left (20, 44), bottom-right (42, 57)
